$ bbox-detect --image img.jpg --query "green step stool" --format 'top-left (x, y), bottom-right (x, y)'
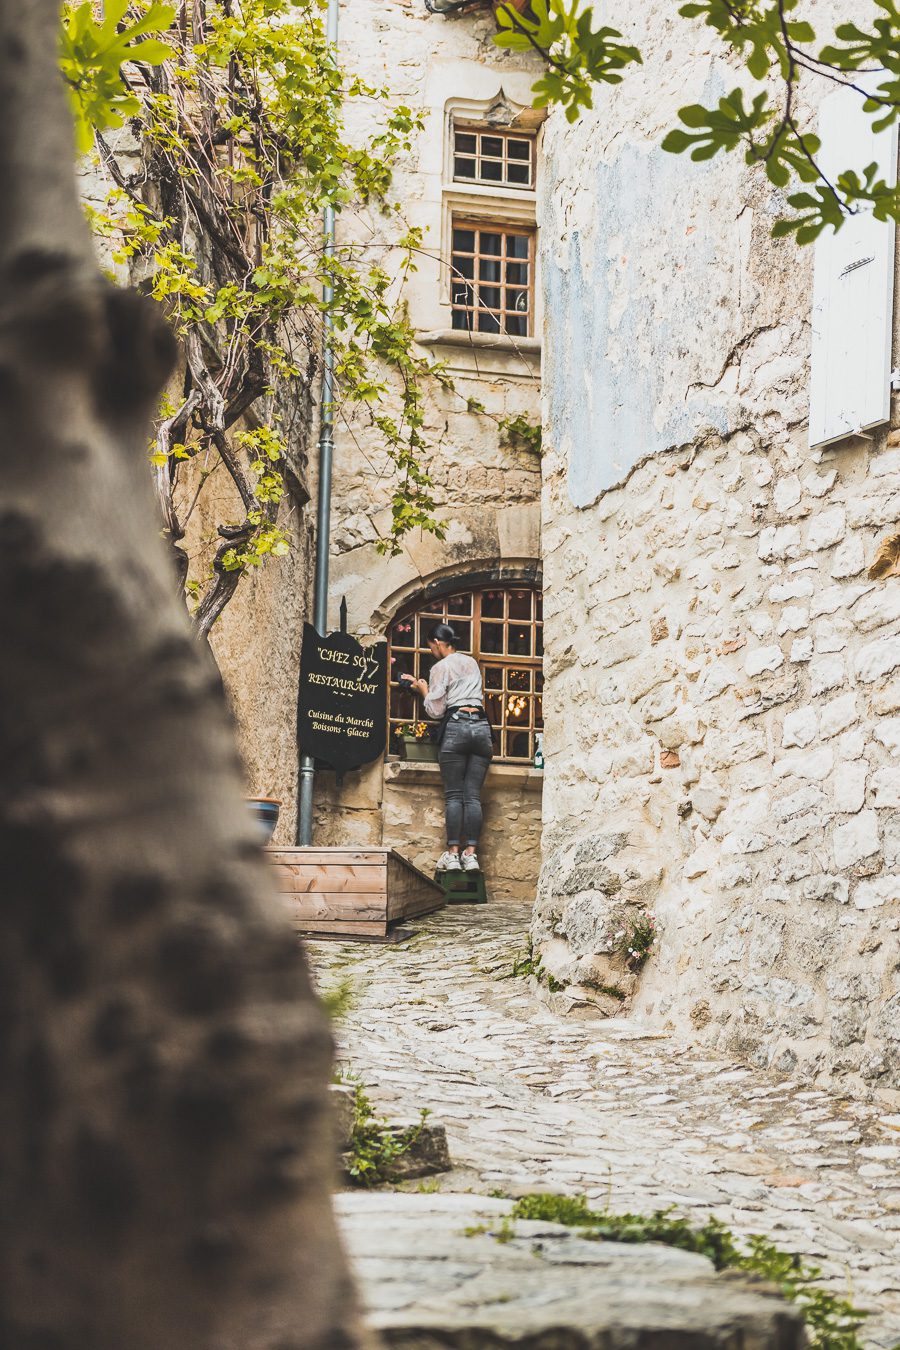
top-left (435, 867), bottom-right (488, 904)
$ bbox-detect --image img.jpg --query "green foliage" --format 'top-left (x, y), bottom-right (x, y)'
top-left (61, 0), bottom-right (446, 631)
top-left (498, 413), bottom-right (542, 454)
top-left (60, 1), bottom-right (175, 152)
top-left (494, 0), bottom-right (640, 123)
top-left (503, 938), bottom-right (564, 991)
top-left (510, 1194), bottom-right (871, 1349)
top-left (319, 976), bottom-right (355, 1023)
top-left (492, 0), bottom-right (900, 242)
top-left (346, 1085), bottom-right (429, 1188)
top-left (610, 907), bottom-right (657, 970)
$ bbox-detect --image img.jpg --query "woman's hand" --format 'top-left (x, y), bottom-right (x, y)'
top-left (412, 677), bottom-right (429, 698)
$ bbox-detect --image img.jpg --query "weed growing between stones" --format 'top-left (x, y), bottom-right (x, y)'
top-left (503, 939), bottom-right (564, 992)
top-left (510, 1194), bottom-right (873, 1350)
top-left (610, 909), bottom-right (657, 970)
top-left (345, 1084), bottom-right (429, 1188)
top-left (318, 975), bottom-right (355, 1023)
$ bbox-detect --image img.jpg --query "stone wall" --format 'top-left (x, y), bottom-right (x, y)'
top-left (535, 1), bottom-right (900, 1095)
top-left (312, 0), bottom-right (545, 896)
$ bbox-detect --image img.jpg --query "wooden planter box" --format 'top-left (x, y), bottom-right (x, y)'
top-left (267, 846), bottom-right (444, 940)
top-left (399, 737), bottom-right (439, 762)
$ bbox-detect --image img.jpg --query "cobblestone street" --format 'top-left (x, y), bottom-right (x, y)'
top-left (309, 905), bottom-right (900, 1349)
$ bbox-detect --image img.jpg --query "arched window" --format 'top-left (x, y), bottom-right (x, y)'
top-left (389, 585), bottom-right (543, 762)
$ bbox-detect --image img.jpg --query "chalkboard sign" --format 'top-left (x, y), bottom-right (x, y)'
top-left (297, 623), bottom-right (387, 772)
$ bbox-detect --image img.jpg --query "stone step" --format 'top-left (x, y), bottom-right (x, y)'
top-left (336, 1193), bottom-right (806, 1348)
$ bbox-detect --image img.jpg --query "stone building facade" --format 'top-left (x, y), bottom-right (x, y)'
top-left (533, 2), bottom-right (900, 1095)
top-left (311, 0), bottom-right (546, 901)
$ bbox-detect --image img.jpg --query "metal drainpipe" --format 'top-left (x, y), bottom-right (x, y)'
top-left (297, 0), bottom-right (339, 846)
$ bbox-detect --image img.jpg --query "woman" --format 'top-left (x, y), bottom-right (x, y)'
top-left (409, 622), bottom-right (492, 873)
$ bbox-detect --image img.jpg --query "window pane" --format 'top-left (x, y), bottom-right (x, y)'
top-left (482, 590), bottom-right (504, 618)
top-left (508, 626), bottom-right (532, 656)
top-left (455, 132), bottom-right (477, 154)
top-left (392, 650), bottom-right (414, 679)
top-left (485, 692), bottom-right (502, 726)
top-left (484, 666), bottom-right (503, 689)
top-left (507, 162), bottom-right (530, 185)
top-left (481, 159), bottom-right (502, 181)
top-left (508, 591), bottom-right (531, 620)
top-left (391, 618), bottom-right (415, 646)
top-left (478, 310), bottom-right (501, 334)
top-left (507, 288), bottom-right (528, 313)
top-left (391, 688), bottom-right (416, 719)
top-left (536, 594), bottom-right (543, 621)
top-left (452, 284), bottom-right (474, 311)
top-left (506, 690), bottom-right (529, 724)
top-left (535, 697), bottom-right (543, 728)
top-left (452, 307), bottom-right (473, 330)
top-left (452, 619), bottom-right (472, 650)
top-left (480, 232), bottom-right (502, 255)
top-left (452, 228), bottom-right (475, 252)
top-left (453, 255), bottom-right (474, 278)
top-left (507, 730), bottom-right (530, 760)
top-left (481, 621), bottom-right (504, 653)
top-left (507, 138), bottom-right (531, 160)
top-left (507, 668), bottom-right (531, 692)
top-left (482, 136), bottom-right (503, 158)
top-left (536, 624), bottom-right (543, 657)
top-left (447, 593), bottom-right (472, 615)
top-left (479, 258), bottom-right (501, 282)
top-left (454, 157), bottom-right (477, 179)
top-left (506, 261), bottom-right (529, 285)
top-left (507, 234), bottom-right (529, 258)
top-left (479, 286), bottom-right (501, 310)
top-left (505, 314), bottom-right (527, 337)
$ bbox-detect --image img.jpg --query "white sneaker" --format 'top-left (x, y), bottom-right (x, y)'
top-left (437, 851), bottom-right (461, 871)
top-left (461, 852), bottom-right (480, 872)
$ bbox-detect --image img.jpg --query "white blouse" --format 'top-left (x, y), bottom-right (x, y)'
top-left (424, 652), bottom-right (484, 719)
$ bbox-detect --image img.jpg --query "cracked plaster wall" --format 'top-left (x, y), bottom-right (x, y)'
top-left (535, 1), bottom-right (900, 1097)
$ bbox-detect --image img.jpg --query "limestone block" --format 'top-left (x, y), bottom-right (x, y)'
top-left (833, 761), bottom-right (867, 814)
top-left (853, 876), bottom-right (900, 909)
top-left (872, 678), bottom-right (900, 714)
top-left (819, 692), bottom-right (858, 739)
top-left (696, 660), bottom-right (738, 700)
top-left (773, 785), bottom-right (826, 821)
top-left (337, 1193), bottom-right (806, 1348)
top-left (833, 810), bottom-right (880, 869)
top-left (805, 506), bottom-right (846, 551)
top-left (626, 658), bottom-right (676, 704)
top-left (813, 619), bottom-right (847, 653)
top-left (782, 706), bottom-right (818, 747)
top-left (773, 746), bottom-right (833, 782)
top-left (874, 717), bottom-right (900, 756)
top-left (802, 875), bottom-right (849, 905)
top-left (744, 644), bottom-right (784, 676)
top-left (777, 606), bottom-right (809, 635)
top-left (758, 524), bottom-right (801, 560)
top-left (856, 635), bottom-right (900, 683)
top-left (690, 773), bottom-right (726, 821)
top-left (790, 636), bottom-right (813, 662)
top-left (810, 585), bottom-right (846, 617)
top-left (872, 766), bottom-right (900, 808)
top-left (774, 475), bottom-right (802, 512)
top-left (768, 575), bottom-right (814, 602)
top-left (809, 654), bottom-right (845, 696)
top-left (802, 468), bottom-right (837, 496)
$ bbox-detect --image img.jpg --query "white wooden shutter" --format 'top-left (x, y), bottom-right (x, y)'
top-left (808, 78), bottom-right (898, 449)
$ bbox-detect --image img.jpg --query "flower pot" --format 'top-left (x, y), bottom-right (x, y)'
top-left (399, 738), bottom-right (439, 763)
top-left (246, 797), bottom-right (281, 844)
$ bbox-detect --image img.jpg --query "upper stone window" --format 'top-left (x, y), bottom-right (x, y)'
top-left (452, 126), bottom-right (535, 190)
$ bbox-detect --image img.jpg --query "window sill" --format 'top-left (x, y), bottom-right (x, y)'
top-left (384, 758), bottom-right (544, 792)
top-left (416, 329), bottom-right (541, 357)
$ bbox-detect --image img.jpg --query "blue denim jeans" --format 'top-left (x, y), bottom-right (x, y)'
top-left (438, 714), bottom-right (493, 847)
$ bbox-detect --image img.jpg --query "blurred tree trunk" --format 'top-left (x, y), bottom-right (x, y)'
top-left (0, 4), bottom-right (370, 1348)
